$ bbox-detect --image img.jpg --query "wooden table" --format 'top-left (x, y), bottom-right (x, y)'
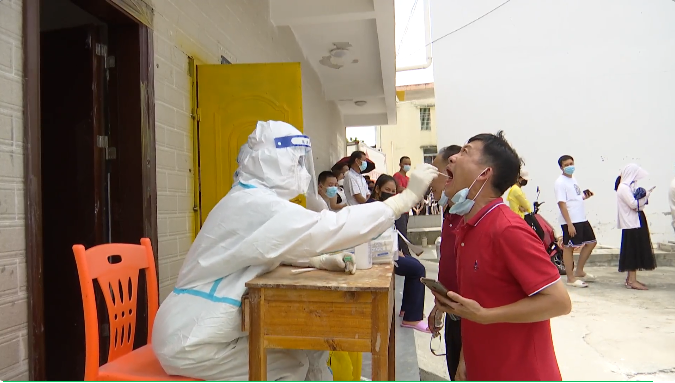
top-left (244, 264), bottom-right (396, 381)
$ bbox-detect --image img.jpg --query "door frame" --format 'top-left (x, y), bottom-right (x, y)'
top-left (22, 0), bottom-right (156, 380)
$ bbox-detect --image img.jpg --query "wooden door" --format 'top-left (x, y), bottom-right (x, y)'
top-left (40, 25), bottom-right (106, 381)
top-left (196, 63), bottom-right (304, 227)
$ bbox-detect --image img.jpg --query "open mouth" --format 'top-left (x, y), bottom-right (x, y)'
top-left (445, 169), bottom-right (454, 184)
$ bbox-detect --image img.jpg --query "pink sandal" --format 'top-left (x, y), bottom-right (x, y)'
top-left (401, 321), bottom-right (431, 333)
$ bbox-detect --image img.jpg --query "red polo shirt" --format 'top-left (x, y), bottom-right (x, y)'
top-left (439, 211), bottom-right (463, 293)
top-left (455, 198), bottom-right (562, 381)
top-left (393, 172), bottom-right (409, 189)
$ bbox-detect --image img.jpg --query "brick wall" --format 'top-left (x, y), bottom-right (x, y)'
top-left (0, 0), bottom-right (29, 380)
top-left (152, 0), bottom-right (346, 300)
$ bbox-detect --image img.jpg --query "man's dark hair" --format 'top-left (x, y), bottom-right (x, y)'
top-left (348, 151), bottom-right (366, 166)
top-left (558, 155), bottom-right (574, 168)
top-left (439, 145), bottom-right (462, 161)
top-left (399, 156), bottom-right (410, 164)
top-left (468, 131), bottom-right (521, 195)
top-left (364, 175), bottom-right (371, 181)
top-left (318, 171), bottom-right (336, 185)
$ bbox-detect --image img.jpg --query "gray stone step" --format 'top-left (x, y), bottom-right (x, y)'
top-left (360, 275), bottom-right (420, 381)
top-left (407, 230), bottom-right (442, 247)
top-left (657, 242), bottom-right (675, 252)
top-left (419, 368), bottom-right (449, 381)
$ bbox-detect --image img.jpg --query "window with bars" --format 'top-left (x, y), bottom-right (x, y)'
top-left (422, 146), bottom-right (437, 164)
top-left (419, 107), bottom-right (431, 131)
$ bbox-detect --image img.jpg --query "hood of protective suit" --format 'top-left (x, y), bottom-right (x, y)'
top-left (621, 163), bottom-right (648, 186)
top-left (237, 121), bottom-right (315, 200)
top-left (232, 143), bottom-right (252, 185)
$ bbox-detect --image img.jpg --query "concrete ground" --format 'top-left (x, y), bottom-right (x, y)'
top-left (415, 247), bottom-right (675, 381)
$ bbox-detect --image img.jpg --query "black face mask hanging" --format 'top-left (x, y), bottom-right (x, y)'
top-left (520, 180), bottom-right (528, 187)
top-left (380, 192), bottom-right (395, 201)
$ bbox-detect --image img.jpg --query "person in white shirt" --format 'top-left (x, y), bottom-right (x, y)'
top-left (317, 171), bottom-right (345, 211)
top-left (554, 155), bottom-right (597, 288)
top-left (343, 151), bottom-right (370, 205)
top-left (614, 163), bottom-right (656, 290)
top-left (670, 172), bottom-right (675, 234)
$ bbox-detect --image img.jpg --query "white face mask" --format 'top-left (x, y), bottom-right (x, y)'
top-left (448, 168), bottom-right (488, 216)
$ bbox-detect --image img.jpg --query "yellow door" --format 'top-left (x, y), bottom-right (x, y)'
top-left (196, 63), bottom-right (303, 226)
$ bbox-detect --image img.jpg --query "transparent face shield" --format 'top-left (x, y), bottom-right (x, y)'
top-left (273, 135), bottom-right (318, 207)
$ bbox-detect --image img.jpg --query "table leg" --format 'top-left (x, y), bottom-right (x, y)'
top-left (248, 289), bottom-right (267, 381)
top-left (388, 309), bottom-right (395, 380)
top-left (371, 291), bottom-right (390, 381)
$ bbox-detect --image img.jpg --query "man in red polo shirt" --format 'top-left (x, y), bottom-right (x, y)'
top-left (432, 131), bottom-right (571, 381)
top-left (393, 156), bottom-right (412, 258)
top-left (427, 145), bottom-right (463, 381)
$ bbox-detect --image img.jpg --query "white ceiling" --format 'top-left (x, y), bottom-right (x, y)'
top-left (270, 0), bottom-right (396, 127)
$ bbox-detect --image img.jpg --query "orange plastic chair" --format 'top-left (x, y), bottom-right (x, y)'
top-left (73, 238), bottom-right (199, 381)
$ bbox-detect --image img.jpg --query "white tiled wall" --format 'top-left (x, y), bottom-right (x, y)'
top-left (0, 0), bottom-right (29, 380)
top-left (151, 0), bottom-right (346, 300)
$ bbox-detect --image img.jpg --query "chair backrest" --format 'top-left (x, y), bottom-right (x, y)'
top-left (72, 238), bottom-right (159, 380)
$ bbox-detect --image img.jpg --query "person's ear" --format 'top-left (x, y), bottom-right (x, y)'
top-left (478, 167), bottom-right (492, 181)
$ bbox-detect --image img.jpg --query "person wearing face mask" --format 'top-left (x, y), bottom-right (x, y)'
top-left (507, 168), bottom-right (532, 218)
top-left (428, 145), bottom-right (465, 380)
top-left (343, 151), bottom-right (370, 205)
top-left (393, 156), bottom-right (413, 256)
top-left (394, 156), bottom-right (412, 193)
top-left (554, 155), bottom-right (597, 288)
top-left (431, 132), bottom-right (571, 381)
top-left (331, 164), bottom-right (349, 206)
top-left (615, 164), bottom-right (656, 290)
top-left (317, 171), bottom-right (345, 211)
top-left (367, 175), bottom-right (429, 332)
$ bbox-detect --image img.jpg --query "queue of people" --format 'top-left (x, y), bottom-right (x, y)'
top-left (321, 152), bottom-right (431, 333)
top-left (428, 143), bottom-right (667, 380)
top-left (152, 121), bottom-right (439, 381)
top-left (150, 119), bottom-right (667, 381)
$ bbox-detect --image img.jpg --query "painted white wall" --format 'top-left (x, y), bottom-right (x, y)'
top-left (431, 0), bottom-right (675, 247)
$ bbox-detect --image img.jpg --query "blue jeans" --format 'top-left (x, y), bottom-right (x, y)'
top-left (395, 255), bottom-right (426, 322)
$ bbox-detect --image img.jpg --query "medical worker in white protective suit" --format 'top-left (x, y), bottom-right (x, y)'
top-left (152, 120), bottom-right (439, 381)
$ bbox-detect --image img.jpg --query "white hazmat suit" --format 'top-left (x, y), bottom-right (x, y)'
top-left (152, 120), bottom-right (437, 381)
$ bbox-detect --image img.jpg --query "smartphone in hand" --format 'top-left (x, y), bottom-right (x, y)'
top-left (583, 189), bottom-right (594, 198)
top-left (421, 278), bottom-right (450, 296)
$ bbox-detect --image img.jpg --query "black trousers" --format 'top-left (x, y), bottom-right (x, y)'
top-left (445, 317), bottom-right (462, 381)
top-left (394, 255), bottom-right (426, 322)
